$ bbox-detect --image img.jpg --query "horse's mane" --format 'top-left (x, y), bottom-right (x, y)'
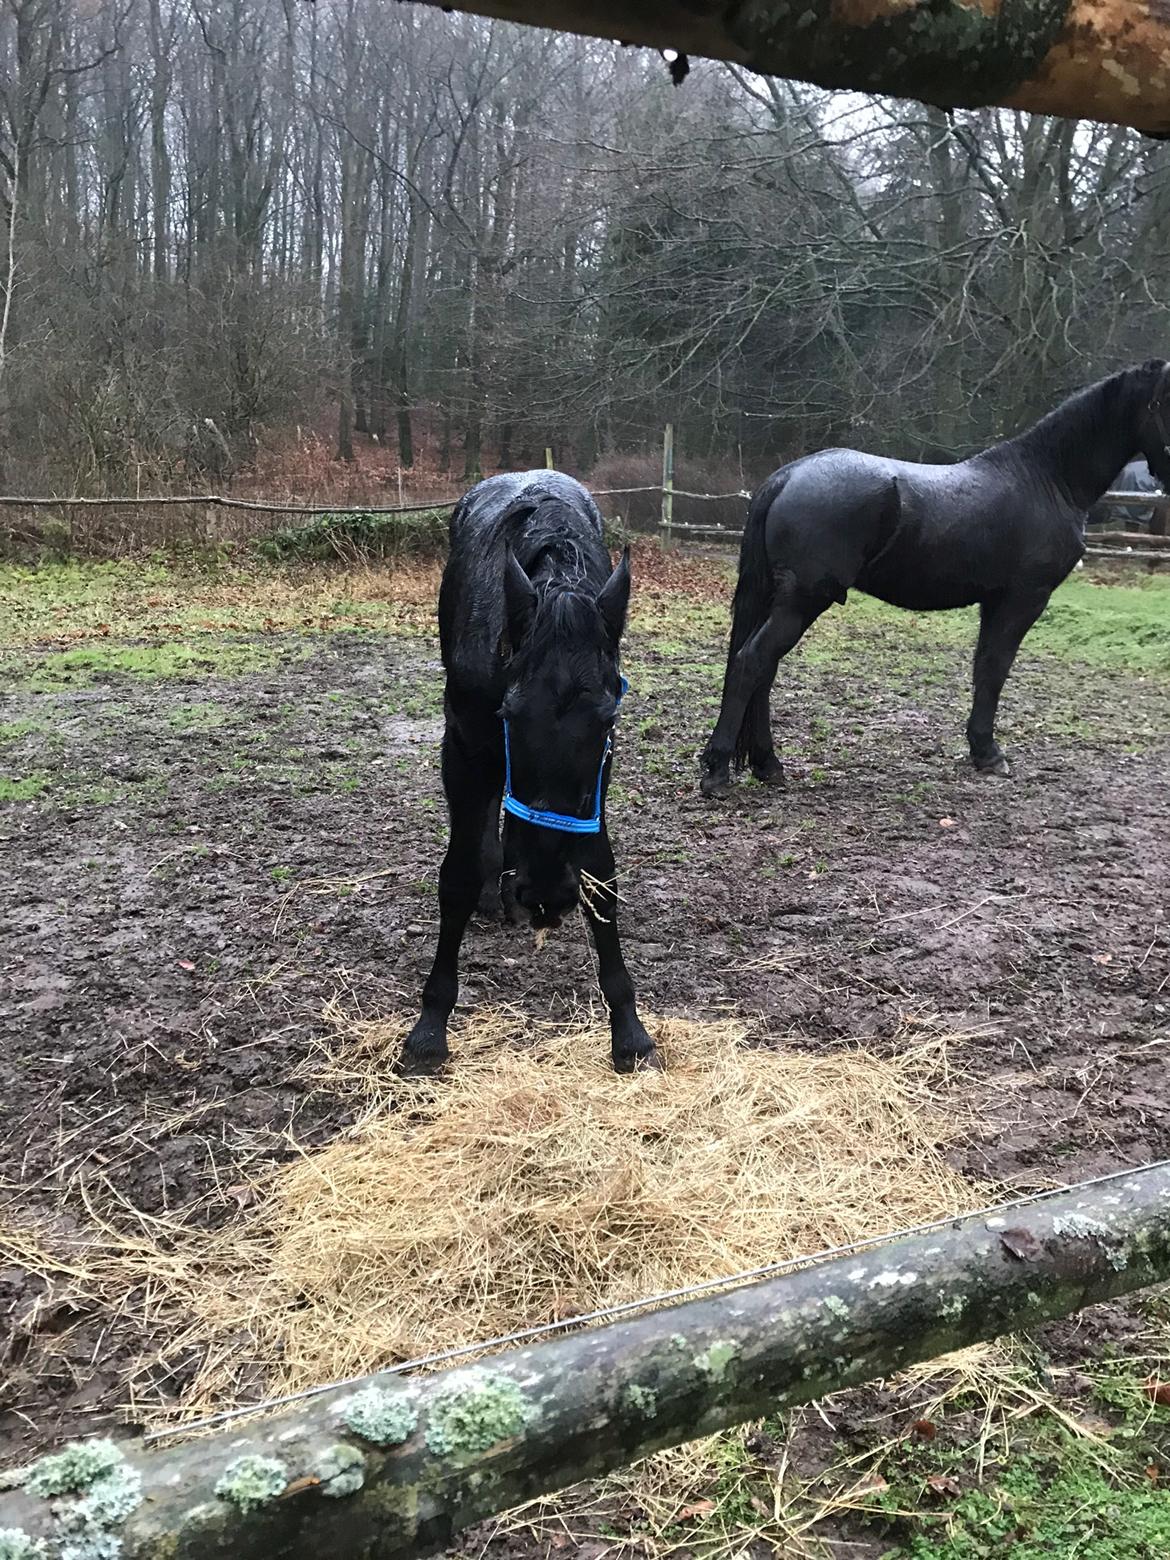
top-left (509, 497), bottom-right (607, 593)
top-left (992, 360), bottom-right (1165, 473)
top-left (507, 498), bottom-right (613, 678)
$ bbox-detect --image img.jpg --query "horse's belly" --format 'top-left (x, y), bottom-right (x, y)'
top-left (856, 560), bottom-right (980, 612)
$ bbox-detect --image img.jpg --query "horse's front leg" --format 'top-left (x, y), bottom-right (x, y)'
top-left (402, 743), bottom-right (498, 1072)
top-left (476, 786), bottom-right (504, 918)
top-left (580, 828), bottom-right (660, 1073)
top-left (967, 589), bottom-right (1050, 776)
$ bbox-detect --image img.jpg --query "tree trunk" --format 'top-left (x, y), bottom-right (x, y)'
top-left (406, 0), bottom-right (1170, 133)
top-left (336, 142), bottom-right (360, 464)
top-left (147, 0), bottom-right (171, 284)
top-left (4, 1165), bottom-right (1170, 1560)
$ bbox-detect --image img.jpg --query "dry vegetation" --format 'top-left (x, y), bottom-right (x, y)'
top-left (3, 1007), bottom-right (974, 1429)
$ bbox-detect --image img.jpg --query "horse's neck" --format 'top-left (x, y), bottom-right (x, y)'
top-left (1010, 380), bottom-right (1140, 511)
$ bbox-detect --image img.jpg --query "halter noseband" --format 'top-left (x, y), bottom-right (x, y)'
top-left (502, 676), bottom-right (628, 835)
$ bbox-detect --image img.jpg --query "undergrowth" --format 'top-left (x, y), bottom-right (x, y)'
top-left (254, 505), bottom-right (449, 562)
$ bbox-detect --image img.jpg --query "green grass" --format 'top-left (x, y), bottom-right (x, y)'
top-left (167, 701), bottom-right (234, 731)
top-left (825, 575), bottom-right (1170, 678)
top-left (6, 640), bottom-right (289, 691)
top-left (628, 572), bottom-right (1170, 681)
top-left (0, 559), bottom-right (439, 649)
top-left (0, 772), bottom-right (50, 801)
top-left (857, 1349), bottom-right (1170, 1560)
top-left (0, 719), bottom-right (41, 742)
top-left (892, 1460), bottom-right (1166, 1560)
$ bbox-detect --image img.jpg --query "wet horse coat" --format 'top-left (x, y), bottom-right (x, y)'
top-left (403, 470), bottom-right (658, 1073)
top-left (701, 360), bottom-right (1170, 796)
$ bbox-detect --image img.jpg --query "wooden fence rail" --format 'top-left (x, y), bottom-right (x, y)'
top-left (2, 1163), bottom-right (1169, 1560)
top-left (1, 486), bottom-right (1167, 558)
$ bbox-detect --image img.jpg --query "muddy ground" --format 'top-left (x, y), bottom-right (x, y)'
top-left (1, 553), bottom-right (1168, 1550)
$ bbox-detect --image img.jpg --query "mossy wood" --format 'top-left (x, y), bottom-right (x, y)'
top-left (408, 0), bottom-right (1170, 135)
top-left (3, 1166), bottom-right (1169, 1559)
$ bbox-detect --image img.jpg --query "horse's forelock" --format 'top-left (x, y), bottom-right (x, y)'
top-left (534, 587), bottom-right (609, 659)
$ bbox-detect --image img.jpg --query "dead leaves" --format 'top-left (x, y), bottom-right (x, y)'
top-left (999, 1227), bottom-right (1041, 1261)
top-left (925, 1472), bottom-right (961, 1499)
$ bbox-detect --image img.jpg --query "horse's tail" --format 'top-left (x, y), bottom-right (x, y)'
top-left (726, 477), bottom-right (781, 770)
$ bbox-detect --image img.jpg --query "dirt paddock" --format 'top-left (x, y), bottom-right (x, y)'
top-left (1, 551), bottom-right (1168, 1553)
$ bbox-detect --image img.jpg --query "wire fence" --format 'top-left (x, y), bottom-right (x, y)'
top-left (0, 483), bottom-right (1166, 559)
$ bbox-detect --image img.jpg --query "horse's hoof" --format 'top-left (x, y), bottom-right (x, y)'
top-left (751, 758), bottom-right (785, 788)
top-left (700, 771), bottom-right (732, 800)
top-left (398, 1020), bottom-right (450, 1076)
top-left (614, 1045), bottom-right (664, 1074)
top-left (476, 889), bottom-right (503, 919)
top-left (973, 754), bottom-right (1012, 778)
top-left (396, 1048), bottom-right (449, 1078)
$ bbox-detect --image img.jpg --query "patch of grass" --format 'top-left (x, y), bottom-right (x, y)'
top-left (0, 559), bottom-right (441, 649)
top-left (885, 1436), bottom-right (1170, 1559)
top-left (1030, 574), bottom-right (1170, 674)
top-left (0, 718), bottom-right (40, 742)
top-left (797, 576), bottom-right (1170, 681)
top-left (168, 701), bottom-right (233, 731)
top-left (7, 640), bottom-right (288, 691)
top-left (0, 771), bottom-right (49, 800)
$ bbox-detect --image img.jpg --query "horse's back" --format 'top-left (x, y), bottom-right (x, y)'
top-left (441, 471), bottom-right (605, 704)
top-left (758, 448), bottom-right (1075, 608)
top-left (450, 470), bottom-right (603, 547)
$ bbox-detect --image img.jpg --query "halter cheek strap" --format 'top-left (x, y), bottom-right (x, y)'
top-left (502, 676), bottom-right (628, 835)
top-left (1152, 394), bottom-right (1170, 459)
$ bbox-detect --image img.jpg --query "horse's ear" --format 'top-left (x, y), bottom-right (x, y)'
top-left (596, 546), bottom-right (631, 648)
top-left (503, 545), bottom-right (537, 649)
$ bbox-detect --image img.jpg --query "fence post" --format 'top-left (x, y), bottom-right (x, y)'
top-left (661, 422), bottom-right (674, 547)
top-left (544, 446), bottom-right (554, 470)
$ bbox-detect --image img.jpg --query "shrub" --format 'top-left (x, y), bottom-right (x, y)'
top-left (255, 506), bottom-right (451, 563)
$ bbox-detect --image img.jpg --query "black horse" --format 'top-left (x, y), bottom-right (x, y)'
top-left (700, 359), bottom-right (1170, 798)
top-left (402, 470), bottom-right (659, 1073)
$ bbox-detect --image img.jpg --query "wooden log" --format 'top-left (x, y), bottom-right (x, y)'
top-left (407, 0), bottom-right (1170, 135)
top-left (3, 1165), bottom-right (1170, 1559)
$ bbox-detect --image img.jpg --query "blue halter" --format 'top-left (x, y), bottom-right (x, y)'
top-left (502, 676), bottom-right (628, 834)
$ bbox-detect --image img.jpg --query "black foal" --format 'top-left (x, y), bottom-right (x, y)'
top-left (402, 470), bottom-right (658, 1074)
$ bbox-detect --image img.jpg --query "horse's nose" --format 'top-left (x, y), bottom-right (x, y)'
top-left (514, 867), bottom-right (579, 924)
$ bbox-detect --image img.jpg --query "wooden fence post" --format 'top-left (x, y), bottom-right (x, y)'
top-left (661, 422), bottom-right (674, 547)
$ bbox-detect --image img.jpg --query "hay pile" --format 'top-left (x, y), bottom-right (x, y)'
top-left (136, 1007), bottom-right (976, 1421)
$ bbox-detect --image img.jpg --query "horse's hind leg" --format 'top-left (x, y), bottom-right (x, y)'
top-left (700, 578), bottom-right (831, 798)
top-left (742, 651), bottom-right (785, 786)
top-left (967, 588), bottom-right (1050, 776)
